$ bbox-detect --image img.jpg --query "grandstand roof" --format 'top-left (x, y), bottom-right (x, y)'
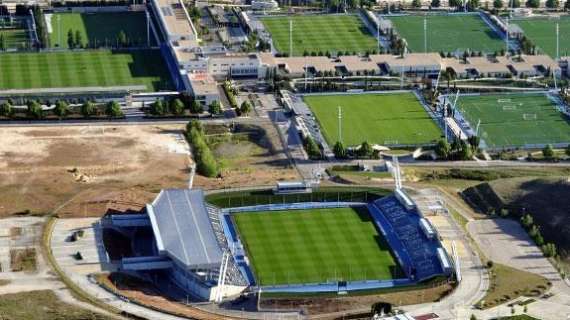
top-left (147, 189), bottom-right (223, 269)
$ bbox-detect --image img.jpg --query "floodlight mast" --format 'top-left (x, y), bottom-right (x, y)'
top-left (556, 22), bottom-right (560, 61)
top-left (424, 17), bottom-right (427, 53)
top-left (338, 106), bottom-right (342, 143)
top-left (289, 19), bottom-right (292, 57)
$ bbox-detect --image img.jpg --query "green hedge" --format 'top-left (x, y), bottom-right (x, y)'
top-left (186, 121), bottom-right (219, 178)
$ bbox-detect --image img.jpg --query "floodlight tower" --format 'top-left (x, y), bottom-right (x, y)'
top-left (289, 19), bottom-right (293, 57)
top-left (424, 17), bottom-right (427, 53)
top-left (146, 9), bottom-right (150, 47)
top-left (338, 106), bottom-right (342, 143)
top-left (556, 22), bottom-right (560, 61)
top-left (377, 21), bottom-right (381, 52)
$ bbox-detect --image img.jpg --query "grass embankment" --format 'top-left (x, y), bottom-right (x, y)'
top-left (478, 263), bottom-right (550, 309)
top-left (0, 290), bottom-right (114, 320)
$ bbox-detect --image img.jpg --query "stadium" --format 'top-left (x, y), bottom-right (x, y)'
top-left (103, 172), bottom-right (455, 302)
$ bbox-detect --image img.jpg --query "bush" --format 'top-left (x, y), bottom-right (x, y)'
top-left (487, 260), bottom-right (494, 268)
top-left (185, 122), bottom-right (219, 178)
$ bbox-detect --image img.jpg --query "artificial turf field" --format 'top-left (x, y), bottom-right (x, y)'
top-left (47, 12), bottom-right (151, 48)
top-left (304, 93), bottom-right (442, 147)
top-left (233, 207), bottom-right (400, 286)
top-left (260, 15), bottom-right (377, 56)
top-left (515, 17), bottom-right (570, 58)
top-left (389, 14), bottom-right (504, 53)
top-left (0, 50), bottom-right (172, 91)
top-left (457, 94), bottom-right (570, 148)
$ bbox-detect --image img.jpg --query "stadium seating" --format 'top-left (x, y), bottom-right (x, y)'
top-left (369, 196), bottom-right (448, 282)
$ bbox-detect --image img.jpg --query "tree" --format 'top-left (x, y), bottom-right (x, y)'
top-left (512, 0), bottom-right (521, 7)
top-left (435, 139), bottom-right (451, 159)
top-left (542, 144), bottom-right (555, 159)
top-left (449, 0), bottom-right (462, 6)
top-left (493, 0), bottom-right (503, 8)
top-left (546, 0), bottom-right (559, 8)
top-left (333, 141), bottom-right (347, 159)
top-left (565, 144), bottom-right (570, 157)
top-left (468, 135), bottom-right (480, 150)
top-left (459, 140), bottom-right (473, 160)
top-left (105, 101), bottom-right (123, 118)
top-left (0, 102), bottom-right (12, 117)
top-left (80, 101), bottom-right (96, 118)
top-left (526, 0), bottom-right (540, 7)
top-left (0, 34), bottom-right (6, 51)
top-left (565, 0), bottom-right (570, 10)
top-left (208, 100), bottom-right (222, 115)
top-left (470, 315), bottom-right (478, 320)
top-left (521, 213), bottom-right (534, 228)
top-left (74, 30), bottom-right (83, 49)
top-left (27, 100), bottom-right (43, 119)
top-left (358, 141), bottom-right (373, 158)
top-left (169, 98), bottom-right (185, 115)
top-left (240, 101), bottom-right (252, 116)
top-left (117, 30), bottom-right (127, 47)
top-left (54, 100), bottom-right (68, 118)
top-left (412, 0), bottom-right (422, 7)
top-left (542, 243), bottom-right (557, 257)
top-left (150, 99), bottom-right (166, 115)
top-left (431, 0), bottom-right (441, 6)
top-left (304, 137), bottom-right (322, 159)
top-left (67, 29), bottom-right (75, 49)
top-left (468, 0), bottom-right (480, 9)
top-left (190, 100), bottom-right (203, 114)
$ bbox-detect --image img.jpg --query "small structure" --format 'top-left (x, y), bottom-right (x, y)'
top-left (273, 181), bottom-right (312, 195)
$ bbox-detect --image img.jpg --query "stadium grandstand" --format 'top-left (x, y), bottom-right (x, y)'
top-left (104, 182), bottom-right (453, 300)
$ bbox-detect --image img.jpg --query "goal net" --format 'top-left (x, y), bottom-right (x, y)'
top-left (502, 105), bottom-right (517, 111)
top-left (523, 113), bottom-right (537, 120)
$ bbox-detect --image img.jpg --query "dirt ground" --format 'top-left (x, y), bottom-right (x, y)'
top-left (193, 123), bottom-right (299, 190)
top-left (0, 125), bottom-right (190, 217)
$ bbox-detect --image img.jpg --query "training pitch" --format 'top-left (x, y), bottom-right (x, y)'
top-left (389, 14), bottom-right (504, 53)
top-left (515, 17), bottom-right (570, 58)
top-left (233, 207), bottom-right (400, 286)
top-left (457, 93), bottom-right (570, 148)
top-left (0, 50), bottom-right (172, 91)
top-left (0, 29), bottom-right (29, 49)
top-left (305, 92), bottom-right (442, 147)
top-left (47, 12), bottom-right (151, 48)
top-left (261, 15), bottom-right (377, 56)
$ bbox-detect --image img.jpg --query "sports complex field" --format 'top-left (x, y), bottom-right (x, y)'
top-left (47, 12), bottom-right (151, 48)
top-left (0, 29), bottom-right (29, 49)
top-left (515, 17), bottom-right (570, 58)
top-left (305, 93), bottom-right (442, 147)
top-left (457, 93), bottom-right (570, 148)
top-left (0, 50), bottom-right (172, 91)
top-left (233, 207), bottom-right (399, 286)
top-left (389, 14), bottom-right (504, 53)
top-left (261, 15), bottom-right (377, 56)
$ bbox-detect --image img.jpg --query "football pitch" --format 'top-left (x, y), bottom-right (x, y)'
top-left (389, 14), bottom-right (504, 53)
top-left (457, 94), bottom-right (570, 148)
top-left (0, 29), bottom-right (29, 49)
top-left (47, 12), bottom-right (151, 48)
top-left (305, 93), bottom-right (442, 147)
top-left (0, 50), bottom-right (173, 91)
top-left (261, 15), bottom-right (377, 56)
top-left (233, 207), bottom-right (400, 286)
top-left (515, 17), bottom-right (570, 58)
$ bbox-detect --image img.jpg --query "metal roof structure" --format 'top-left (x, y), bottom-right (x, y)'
top-left (147, 189), bottom-right (223, 269)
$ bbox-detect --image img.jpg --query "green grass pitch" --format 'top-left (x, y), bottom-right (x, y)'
top-left (389, 14), bottom-right (504, 53)
top-left (0, 29), bottom-right (29, 49)
top-left (458, 94), bottom-right (570, 148)
top-left (304, 92), bottom-right (442, 147)
top-left (48, 12), bottom-right (151, 48)
top-left (0, 50), bottom-right (173, 91)
top-left (515, 17), bottom-right (570, 58)
top-left (261, 15), bottom-right (377, 56)
top-left (233, 207), bottom-right (400, 286)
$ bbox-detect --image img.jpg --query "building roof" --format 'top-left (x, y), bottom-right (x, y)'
top-left (147, 189), bottom-right (223, 269)
top-left (154, 0), bottom-right (197, 41)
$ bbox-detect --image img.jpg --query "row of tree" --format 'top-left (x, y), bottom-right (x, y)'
top-left (0, 100), bottom-right (123, 119)
top-left (520, 213), bottom-right (557, 257)
top-left (186, 120), bottom-right (219, 178)
top-left (64, 29), bottom-right (133, 49)
top-left (148, 98), bottom-right (220, 116)
top-left (435, 136), bottom-right (480, 160)
top-left (333, 141), bottom-right (379, 159)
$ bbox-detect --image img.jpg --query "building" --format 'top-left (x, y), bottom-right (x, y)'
top-left (108, 189), bottom-right (249, 302)
top-left (186, 73), bottom-right (220, 106)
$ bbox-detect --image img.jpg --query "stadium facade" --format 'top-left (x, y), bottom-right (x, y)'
top-left (105, 187), bottom-right (455, 301)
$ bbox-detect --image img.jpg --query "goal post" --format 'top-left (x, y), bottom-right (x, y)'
top-left (502, 105), bottom-right (517, 111)
top-left (523, 113), bottom-right (537, 120)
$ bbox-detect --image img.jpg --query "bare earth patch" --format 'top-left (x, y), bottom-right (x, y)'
top-left (0, 125), bottom-right (190, 217)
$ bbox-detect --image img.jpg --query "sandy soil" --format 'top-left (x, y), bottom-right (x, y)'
top-left (0, 125), bottom-right (190, 217)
